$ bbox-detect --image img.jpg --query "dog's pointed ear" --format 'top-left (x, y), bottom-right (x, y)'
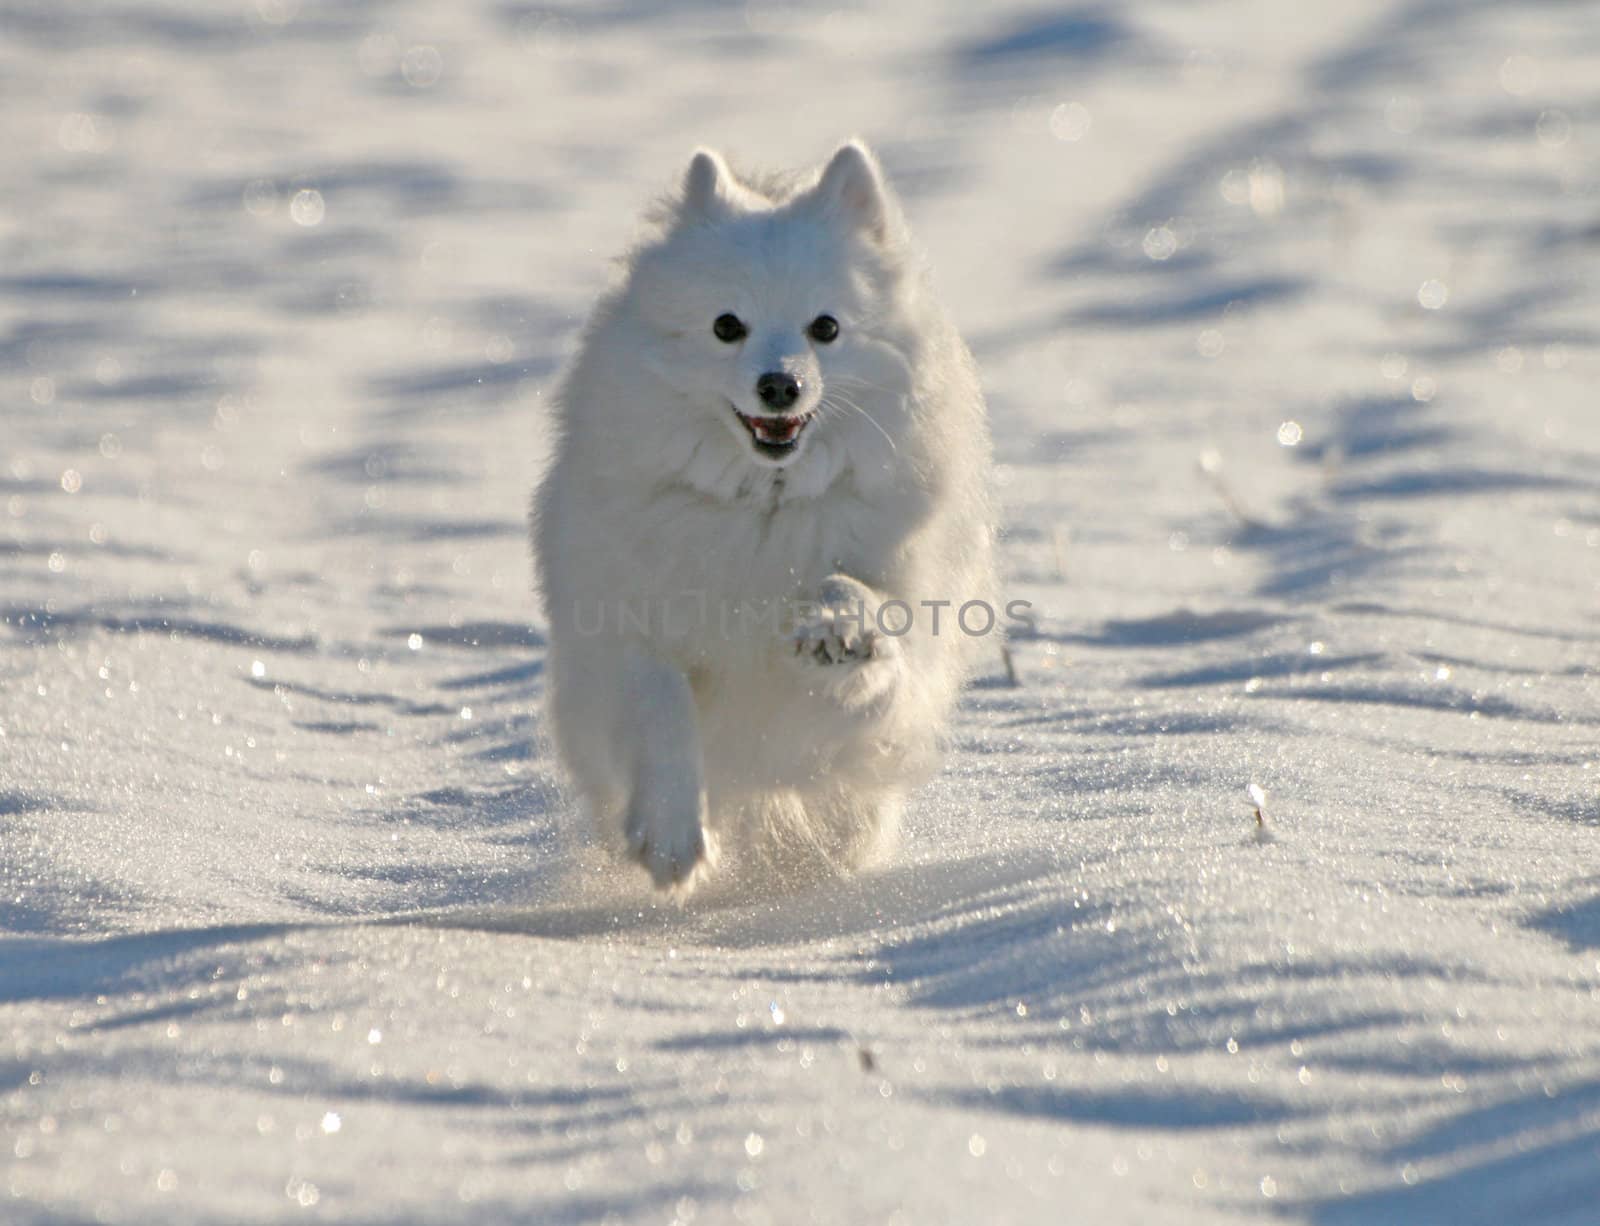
top-left (682, 148), bottom-right (740, 220)
top-left (810, 140), bottom-right (900, 243)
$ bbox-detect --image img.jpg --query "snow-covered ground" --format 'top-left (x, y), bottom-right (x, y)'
top-left (4, 1), bottom-right (1599, 1221)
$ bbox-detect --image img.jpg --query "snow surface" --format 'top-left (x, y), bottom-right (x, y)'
top-left (3, 1), bottom-right (1599, 1222)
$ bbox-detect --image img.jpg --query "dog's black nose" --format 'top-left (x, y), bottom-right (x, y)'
top-left (756, 371), bottom-right (802, 409)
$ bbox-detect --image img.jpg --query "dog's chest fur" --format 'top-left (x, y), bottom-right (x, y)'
top-left (592, 475), bottom-right (919, 656)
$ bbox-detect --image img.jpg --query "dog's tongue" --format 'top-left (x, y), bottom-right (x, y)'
top-left (753, 416), bottom-right (802, 443)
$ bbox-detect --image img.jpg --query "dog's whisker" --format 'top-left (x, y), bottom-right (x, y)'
top-left (830, 374), bottom-right (914, 401)
top-left (821, 394), bottom-right (899, 454)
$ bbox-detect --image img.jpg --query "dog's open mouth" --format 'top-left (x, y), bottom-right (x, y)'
top-left (734, 409), bottom-right (812, 458)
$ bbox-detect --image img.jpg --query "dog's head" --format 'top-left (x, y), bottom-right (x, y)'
top-left (622, 141), bottom-right (921, 494)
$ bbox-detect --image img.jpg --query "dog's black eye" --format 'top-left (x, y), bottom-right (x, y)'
top-left (807, 314), bottom-right (839, 344)
top-left (712, 313), bottom-right (747, 343)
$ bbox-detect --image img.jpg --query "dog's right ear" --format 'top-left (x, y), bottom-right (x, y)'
top-left (681, 149), bottom-right (740, 221)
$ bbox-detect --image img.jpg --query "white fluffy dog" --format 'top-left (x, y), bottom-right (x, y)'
top-left (532, 140), bottom-right (996, 891)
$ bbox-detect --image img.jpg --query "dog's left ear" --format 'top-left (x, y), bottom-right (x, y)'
top-left (810, 140), bottom-right (902, 244)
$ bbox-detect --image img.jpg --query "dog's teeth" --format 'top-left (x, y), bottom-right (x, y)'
top-left (739, 411), bottom-right (808, 449)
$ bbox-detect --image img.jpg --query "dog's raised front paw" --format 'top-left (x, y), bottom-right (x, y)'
top-left (792, 606), bottom-right (880, 666)
top-left (786, 577), bottom-right (903, 710)
top-left (790, 576), bottom-right (896, 668)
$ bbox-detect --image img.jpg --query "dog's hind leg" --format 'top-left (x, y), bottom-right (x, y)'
top-left (729, 786), bottom-right (903, 891)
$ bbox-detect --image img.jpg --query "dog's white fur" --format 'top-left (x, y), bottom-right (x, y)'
top-left (532, 140), bottom-right (995, 891)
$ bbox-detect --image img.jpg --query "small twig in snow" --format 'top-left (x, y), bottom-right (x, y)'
top-left (1198, 450), bottom-right (1265, 530)
top-left (1247, 782), bottom-right (1277, 844)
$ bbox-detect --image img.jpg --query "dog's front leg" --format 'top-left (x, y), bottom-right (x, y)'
top-left (618, 646), bottom-right (711, 889)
